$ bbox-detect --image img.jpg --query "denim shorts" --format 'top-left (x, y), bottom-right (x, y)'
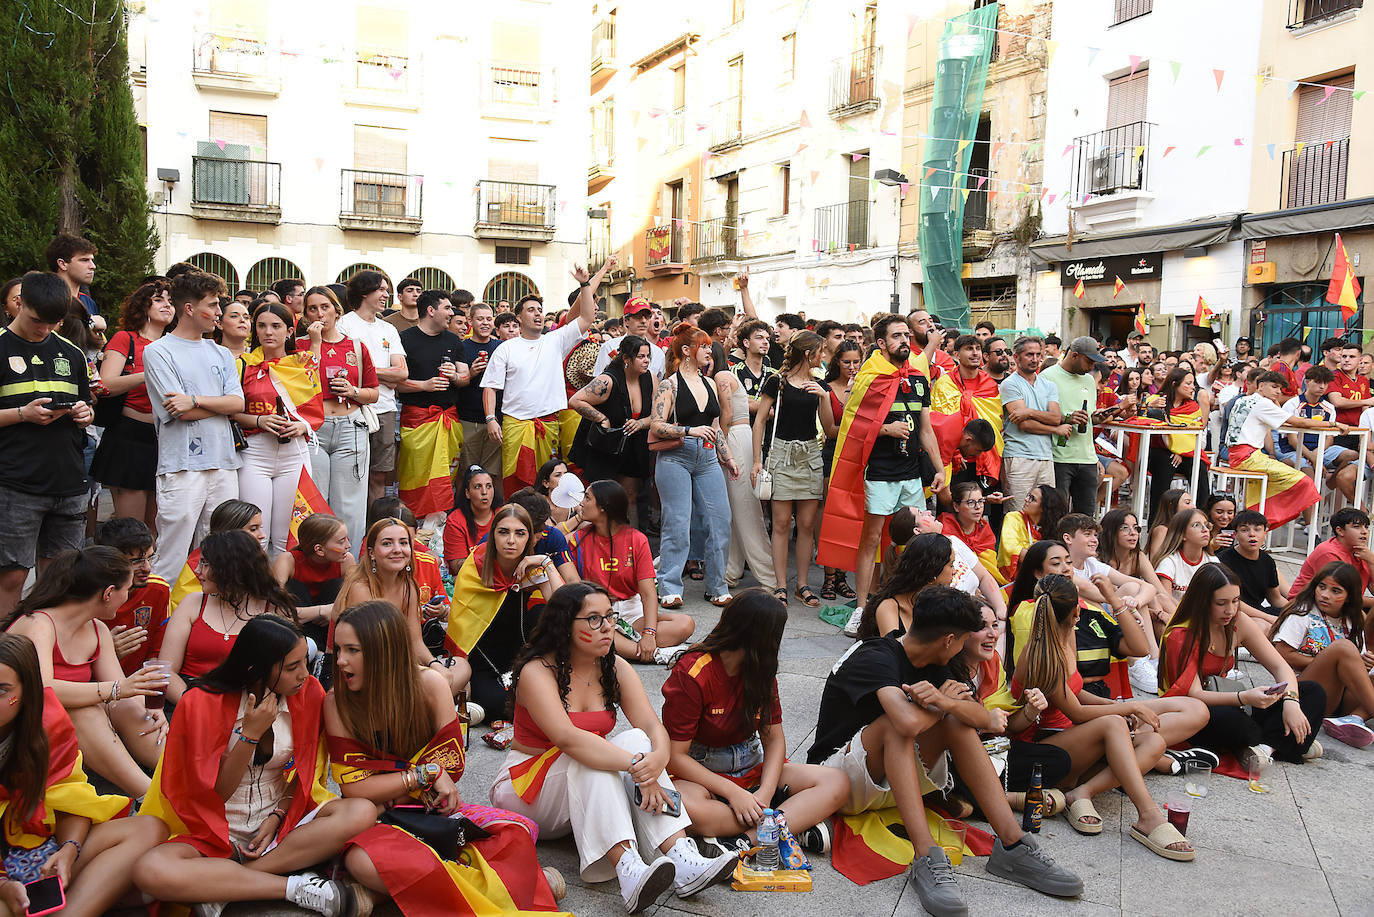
top-left (0, 486), bottom-right (86, 571)
top-left (688, 735), bottom-right (764, 779)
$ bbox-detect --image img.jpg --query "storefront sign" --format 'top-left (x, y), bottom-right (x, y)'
top-left (1060, 252), bottom-right (1163, 287)
top-left (1250, 240), bottom-right (1267, 264)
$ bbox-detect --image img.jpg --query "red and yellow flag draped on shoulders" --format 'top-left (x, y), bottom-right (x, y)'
top-left (929, 368), bottom-right (1003, 481)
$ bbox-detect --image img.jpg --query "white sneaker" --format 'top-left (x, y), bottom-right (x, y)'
top-left (193, 903), bottom-right (226, 917)
top-left (1303, 739), bottom-right (1324, 761)
top-left (616, 849), bottom-right (675, 914)
top-left (653, 643), bottom-right (690, 666)
top-left (664, 836), bottom-right (738, 898)
top-left (286, 873), bottom-right (366, 917)
top-left (842, 606), bottom-right (865, 638)
top-left (1128, 657), bottom-right (1159, 696)
top-left (465, 701), bottom-right (485, 727)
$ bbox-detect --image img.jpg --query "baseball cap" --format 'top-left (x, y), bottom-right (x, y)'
top-left (550, 472), bottom-right (586, 510)
top-left (1067, 335), bottom-right (1107, 364)
top-left (624, 296), bottom-right (653, 316)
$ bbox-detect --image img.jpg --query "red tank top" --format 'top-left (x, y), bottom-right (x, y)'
top-left (1010, 669), bottom-right (1083, 740)
top-left (181, 596), bottom-right (236, 679)
top-left (37, 613), bottom-right (99, 682)
top-left (512, 702), bottom-right (616, 751)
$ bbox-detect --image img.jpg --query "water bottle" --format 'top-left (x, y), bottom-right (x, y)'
top-left (1021, 762), bottom-right (1044, 834)
top-left (754, 809), bottom-right (781, 870)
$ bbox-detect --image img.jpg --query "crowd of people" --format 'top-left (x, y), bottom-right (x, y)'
top-left (0, 231), bottom-right (1372, 917)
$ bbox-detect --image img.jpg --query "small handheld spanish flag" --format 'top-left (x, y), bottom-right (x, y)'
top-left (1073, 278), bottom-right (1085, 299)
top-left (1113, 276), bottom-right (1127, 298)
top-left (1194, 295), bottom-right (1214, 328)
top-left (1134, 301), bottom-right (1148, 335)
top-left (1327, 232), bottom-right (1362, 322)
top-left (284, 467), bottom-right (333, 550)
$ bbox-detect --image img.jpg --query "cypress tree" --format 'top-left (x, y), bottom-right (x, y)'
top-left (0, 0), bottom-right (156, 319)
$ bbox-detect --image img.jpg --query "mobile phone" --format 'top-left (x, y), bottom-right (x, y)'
top-left (1264, 681), bottom-right (1289, 696)
top-left (25, 876), bottom-right (64, 917)
top-left (633, 784), bottom-right (683, 817)
top-left (45, 395), bottom-right (79, 410)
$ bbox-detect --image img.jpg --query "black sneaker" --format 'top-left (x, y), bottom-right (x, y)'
top-left (907, 846), bottom-right (967, 917)
top-left (985, 835), bottom-right (1083, 898)
top-left (798, 821), bottom-right (831, 854)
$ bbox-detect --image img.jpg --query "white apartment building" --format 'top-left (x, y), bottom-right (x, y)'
top-left (1029, 0), bottom-right (1262, 348)
top-left (129, 0), bottom-right (589, 303)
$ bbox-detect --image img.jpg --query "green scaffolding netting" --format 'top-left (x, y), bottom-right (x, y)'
top-left (917, 4), bottom-right (998, 333)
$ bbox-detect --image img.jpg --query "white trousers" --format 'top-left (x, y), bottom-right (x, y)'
top-left (723, 424), bottom-right (777, 589)
top-left (153, 469), bottom-right (239, 582)
top-left (237, 434), bottom-right (307, 557)
top-left (490, 728), bottom-right (692, 883)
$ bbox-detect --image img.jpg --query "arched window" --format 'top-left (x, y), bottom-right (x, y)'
top-left (407, 267), bottom-right (457, 292)
top-left (245, 257), bottom-right (306, 292)
top-left (185, 253), bottom-right (239, 291)
top-left (482, 271), bottom-right (539, 308)
top-left (336, 263), bottom-right (392, 290)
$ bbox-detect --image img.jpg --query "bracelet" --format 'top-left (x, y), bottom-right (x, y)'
top-left (15, 406), bottom-right (24, 423)
top-left (1282, 696), bottom-right (1299, 705)
top-left (191, 395), bottom-right (200, 410)
top-left (255, 414), bottom-right (262, 429)
top-left (234, 727), bottom-right (260, 746)
top-left (107, 680), bottom-right (121, 704)
top-left (642, 627), bottom-right (657, 636)
top-left (270, 806), bottom-right (288, 821)
top-left (401, 769), bottom-right (416, 791)
top-left (485, 414), bottom-right (497, 423)
top-left (58, 839), bottom-right (81, 857)
top-left (1237, 691), bottom-right (1244, 707)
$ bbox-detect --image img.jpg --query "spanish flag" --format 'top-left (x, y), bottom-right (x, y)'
top-left (930, 369), bottom-right (1003, 481)
top-left (1327, 232), bottom-right (1363, 322)
top-left (831, 808), bottom-right (993, 885)
top-left (329, 719), bottom-right (563, 916)
top-left (399, 404), bottom-right (463, 516)
top-left (170, 549), bottom-right (204, 609)
top-left (285, 466), bottom-right (333, 550)
top-left (500, 414), bottom-right (563, 495)
top-left (1147, 395), bottom-right (1208, 459)
top-left (1194, 296), bottom-right (1214, 328)
top-left (444, 542), bottom-right (548, 656)
top-left (1113, 275), bottom-right (1127, 298)
top-left (0, 689), bottom-right (129, 853)
top-left (996, 511), bottom-right (1040, 582)
top-left (241, 349), bottom-right (325, 432)
top-left (1073, 278), bottom-right (1085, 299)
top-left (1134, 301), bottom-right (1149, 334)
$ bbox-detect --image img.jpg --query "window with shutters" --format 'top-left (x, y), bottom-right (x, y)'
top-left (496, 246), bottom-right (531, 265)
top-left (195, 113), bottom-right (277, 210)
top-left (781, 33), bottom-right (795, 82)
top-left (351, 126), bottom-right (408, 217)
top-left (1283, 75), bottom-right (1353, 208)
top-left (355, 7), bottom-right (409, 92)
top-left (195, 0), bottom-right (268, 78)
top-left (489, 21), bottom-right (544, 106)
top-left (208, 112), bottom-right (267, 157)
top-left (1106, 70), bottom-right (1148, 129)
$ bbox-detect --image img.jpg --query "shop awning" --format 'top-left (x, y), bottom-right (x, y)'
top-left (1240, 196), bottom-right (1374, 239)
top-left (1030, 213), bottom-right (1241, 264)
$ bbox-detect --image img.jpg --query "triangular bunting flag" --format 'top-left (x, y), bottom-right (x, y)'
top-left (1129, 55), bottom-right (1142, 76)
top-left (800, 110), bottom-right (813, 129)
top-left (1196, 145), bottom-right (1212, 157)
top-left (1170, 61), bottom-right (1182, 83)
top-left (924, 166), bottom-right (938, 180)
top-left (810, 170), bottom-right (820, 185)
top-left (1163, 146), bottom-right (1177, 158)
top-left (1319, 85), bottom-right (1337, 104)
top-left (1213, 69), bottom-right (1225, 91)
top-left (1086, 47), bottom-right (1100, 66)
top-left (1266, 143), bottom-right (1276, 159)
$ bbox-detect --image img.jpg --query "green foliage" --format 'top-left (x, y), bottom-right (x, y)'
top-left (0, 0), bottom-right (156, 321)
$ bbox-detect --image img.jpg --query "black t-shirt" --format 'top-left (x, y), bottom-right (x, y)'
top-left (1218, 546), bottom-right (1280, 610)
top-left (865, 373), bottom-right (932, 482)
top-left (709, 342), bottom-right (728, 378)
top-left (457, 337), bottom-right (501, 422)
top-left (733, 360), bottom-right (772, 400)
top-left (1075, 606), bottom-right (1125, 681)
top-left (0, 328), bottom-right (92, 496)
top-left (759, 374), bottom-right (820, 442)
top-left (398, 326), bottom-right (462, 410)
top-left (807, 637), bottom-right (950, 764)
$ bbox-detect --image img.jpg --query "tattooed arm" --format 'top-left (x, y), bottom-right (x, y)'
top-left (570, 374), bottom-right (614, 426)
top-left (649, 374), bottom-right (685, 440)
top-left (705, 377), bottom-right (739, 478)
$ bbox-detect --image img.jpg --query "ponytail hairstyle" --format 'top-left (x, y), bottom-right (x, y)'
top-left (778, 330), bottom-right (823, 378)
top-left (1270, 561), bottom-right (1364, 651)
top-left (665, 322), bottom-right (712, 375)
top-left (6, 547), bottom-right (132, 627)
top-left (0, 634), bottom-right (50, 832)
top-left (296, 513), bottom-right (348, 566)
top-left (209, 499), bottom-right (263, 534)
top-left (1018, 573), bottom-right (1078, 695)
top-left (859, 533), bottom-right (953, 639)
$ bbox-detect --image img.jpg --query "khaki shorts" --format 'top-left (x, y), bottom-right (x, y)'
top-left (369, 410), bottom-right (398, 473)
top-left (822, 723), bottom-right (949, 815)
top-left (766, 437), bottom-right (824, 501)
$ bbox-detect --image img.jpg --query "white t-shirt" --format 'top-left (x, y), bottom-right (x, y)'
top-left (1273, 608), bottom-right (1349, 655)
top-left (1155, 552), bottom-right (1217, 604)
top-left (481, 321), bottom-right (585, 419)
top-left (338, 311), bottom-right (406, 413)
top-left (593, 335), bottom-right (666, 379)
top-left (1235, 395), bottom-right (1294, 450)
top-left (950, 537), bottom-right (981, 595)
top-left (1073, 556), bottom-right (1113, 580)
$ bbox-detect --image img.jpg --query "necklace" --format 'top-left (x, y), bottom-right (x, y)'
top-left (571, 664), bottom-right (599, 688)
top-left (218, 597), bottom-right (243, 640)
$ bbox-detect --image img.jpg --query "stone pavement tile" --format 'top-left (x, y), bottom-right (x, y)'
top-left (1324, 870), bottom-right (1374, 917)
top-left (1163, 764), bottom-right (1317, 870)
top-left (1119, 843), bottom-right (1338, 916)
top-left (959, 813), bottom-right (1126, 909)
top-left (901, 872), bottom-right (1124, 916)
top-left (659, 859), bottom-right (908, 917)
top-left (1286, 748), bottom-right (1374, 880)
top-left (777, 633), bottom-right (854, 662)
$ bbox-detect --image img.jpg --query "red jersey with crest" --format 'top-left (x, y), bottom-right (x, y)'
top-left (571, 525), bottom-right (655, 601)
top-left (111, 576), bottom-right (171, 675)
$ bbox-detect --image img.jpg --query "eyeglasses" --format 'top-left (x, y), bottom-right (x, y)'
top-left (961, 499), bottom-right (986, 507)
top-left (575, 614), bottom-right (615, 630)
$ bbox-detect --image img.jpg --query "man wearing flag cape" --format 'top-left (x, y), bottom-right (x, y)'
top-left (818, 315), bottom-right (944, 632)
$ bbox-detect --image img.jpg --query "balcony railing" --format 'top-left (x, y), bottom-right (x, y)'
top-left (829, 46), bottom-right (879, 114)
top-left (191, 156), bottom-right (280, 211)
top-left (355, 52), bottom-right (409, 93)
top-left (692, 217), bottom-right (738, 263)
top-left (1281, 138), bottom-right (1349, 209)
top-left (963, 168), bottom-right (993, 231)
top-left (489, 64), bottom-right (542, 106)
top-left (475, 181), bottom-right (556, 232)
top-left (663, 108), bottom-right (686, 151)
top-left (590, 17), bottom-right (616, 68)
top-left (646, 222), bottom-right (688, 269)
top-left (1071, 121), bottom-right (1153, 199)
top-left (709, 99), bottom-right (742, 150)
top-left (1287, 0), bottom-right (1361, 27)
top-left (340, 169), bottom-right (422, 224)
top-left (192, 29), bottom-right (269, 79)
top-left (814, 200), bottom-right (871, 252)
top-left (587, 217), bottom-right (612, 275)
top-left (1112, 0), bottom-right (1153, 24)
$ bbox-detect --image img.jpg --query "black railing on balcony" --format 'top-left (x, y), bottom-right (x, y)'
top-left (590, 17), bottom-right (616, 66)
top-left (476, 181), bottom-right (556, 229)
top-left (814, 200), bottom-right (871, 252)
top-left (1112, 0), bottom-right (1153, 24)
top-left (710, 99), bottom-right (742, 149)
top-left (587, 218), bottom-right (612, 274)
top-left (829, 46), bottom-right (879, 113)
top-left (692, 217), bottom-right (738, 263)
top-left (963, 168), bottom-right (993, 230)
top-left (1281, 138), bottom-right (1349, 209)
top-left (646, 223), bottom-right (687, 266)
top-left (355, 53), bottom-right (409, 92)
top-left (1071, 121), bottom-right (1152, 199)
top-left (490, 64), bottom-right (542, 105)
top-left (191, 157), bottom-right (281, 210)
top-left (1288, 0), bottom-right (1361, 27)
top-left (340, 169), bottom-right (422, 221)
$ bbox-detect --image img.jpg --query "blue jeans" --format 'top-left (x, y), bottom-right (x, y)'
top-left (689, 735), bottom-right (764, 779)
top-left (656, 439), bottom-right (730, 598)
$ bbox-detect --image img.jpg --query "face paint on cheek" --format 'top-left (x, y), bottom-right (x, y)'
top-left (577, 631), bottom-right (596, 644)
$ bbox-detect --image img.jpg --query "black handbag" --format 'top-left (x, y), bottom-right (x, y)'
top-left (587, 422), bottom-right (627, 455)
top-left (380, 805), bottom-right (491, 861)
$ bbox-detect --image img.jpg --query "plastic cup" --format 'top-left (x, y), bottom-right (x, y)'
top-left (1246, 757), bottom-right (1270, 794)
top-left (939, 818), bottom-right (967, 866)
top-left (1184, 761), bottom-right (1212, 798)
top-left (143, 658), bottom-right (172, 713)
top-left (1164, 792), bottom-right (1192, 836)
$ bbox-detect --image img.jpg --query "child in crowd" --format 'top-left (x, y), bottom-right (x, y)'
top-left (1151, 509), bottom-right (1216, 607)
top-left (1217, 509), bottom-right (1290, 626)
top-left (94, 516), bottom-right (172, 676)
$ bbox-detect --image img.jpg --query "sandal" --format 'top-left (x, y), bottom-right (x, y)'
top-left (795, 586), bottom-right (821, 608)
top-left (1129, 822), bottom-right (1195, 862)
top-left (835, 576), bottom-right (857, 599)
top-left (1064, 797), bottom-right (1103, 835)
top-left (1006, 788), bottom-right (1066, 818)
top-left (686, 561), bottom-right (705, 581)
top-left (772, 587), bottom-right (790, 606)
top-left (820, 572), bottom-right (838, 602)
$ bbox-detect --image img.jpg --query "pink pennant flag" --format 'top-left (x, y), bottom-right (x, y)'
top-left (796, 143), bottom-right (808, 154)
top-left (1061, 143), bottom-right (1074, 157)
top-left (899, 182), bottom-right (910, 197)
top-left (924, 166), bottom-right (938, 180)
top-left (800, 110), bottom-right (813, 129)
top-left (851, 152), bottom-right (865, 162)
top-left (215, 139), bottom-right (226, 151)
top-left (1319, 84), bottom-right (1337, 105)
top-left (975, 175), bottom-right (987, 191)
top-left (416, 176), bottom-right (424, 185)
top-left (1162, 146), bottom-right (1176, 158)
top-left (1213, 69), bottom-right (1225, 91)
top-left (314, 157), bottom-right (323, 171)
top-left (809, 170), bottom-right (820, 185)
top-left (1128, 55), bottom-right (1142, 76)
top-left (389, 68), bottom-right (403, 81)
top-left (1233, 138), bottom-right (1244, 146)
top-left (990, 141), bottom-right (1006, 160)
top-left (1046, 193), bottom-right (1057, 206)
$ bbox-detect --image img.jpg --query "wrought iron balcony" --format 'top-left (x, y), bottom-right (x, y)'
top-left (1287, 0), bottom-right (1361, 27)
top-left (190, 156), bottom-right (281, 223)
top-left (709, 98), bottom-right (742, 151)
top-left (646, 221), bottom-right (688, 272)
top-left (1281, 137), bottom-right (1349, 209)
top-left (488, 63), bottom-right (543, 107)
top-left (814, 200), bottom-right (871, 252)
top-left (1071, 121), bottom-right (1153, 199)
top-left (355, 52), bottom-right (409, 93)
top-left (339, 169), bottom-right (422, 232)
top-left (692, 217), bottom-right (738, 263)
top-left (1112, 0), bottom-right (1153, 24)
top-left (591, 17), bottom-right (616, 71)
top-left (475, 180), bottom-right (557, 241)
top-left (829, 46), bottom-right (879, 116)
top-left (963, 168), bottom-right (993, 231)
top-left (191, 29), bottom-right (278, 92)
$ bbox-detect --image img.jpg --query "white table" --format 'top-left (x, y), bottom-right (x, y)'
top-left (1104, 421), bottom-right (1205, 525)
top-left (1272, 424), bottom-right (1370, 557)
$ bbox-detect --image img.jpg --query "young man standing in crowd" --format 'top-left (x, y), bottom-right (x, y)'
top-left (397, 291), bottom-right (469, 527)
top-left (339, 280), bottom-right (409, 504)
top-left (770, 312), bottom-right (805, 368)
top-left (495, 312), bottom-right (520, 340)
top-left (142, 271), bottom-right (245, 583)
top-left (809, 586), bottom-right (1083, 916)
top-left (457, 301), bottom-right (504, 500)
top-left (1272, 337), bottom-right (1304, 398)
top-left (0, 273), bottom-right (96, 614)
top-left (1330, 341), bottom-right (1373, 446)
top-left (45, 232), bottom-right (106, 332)
top-left (1117, 330), bottom-right (1144, 368)
top-left (386, 277), bottom-right (424, 332)
top-left (982, 336), bottom-right (1010, 383)
top-left (817, 319), bottom-right (845, 371)
top-left (1039, 336), bottom-right (1103, 515)
top-left (593, 296), bottom-right (664, 380)
top-left (271, 277), bottom-right (305, 329)
top-left (999, 336), bottom-right (1066, 511)
top-left (930, 334), bottom-right (1002, 501)
top-left (482, 262), bottom-right (607, 494)
top-left (973, 319), bottom-right (996, 341)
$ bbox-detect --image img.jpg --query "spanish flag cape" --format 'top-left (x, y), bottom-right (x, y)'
top-left (141, 678), bottom-right (333, 858)
top-left (930, 368), bottom-right (1003, 480)
top-left (1006, 600), bottom-right (1133, 699)
top-left (328, 718), bottom-right (561, 916)
top-left (996, 511), bottom-right (1039, 582)
top-left (399, 403), bottom-right (463, 517)
top-left (170, 550), bottom-right (204, 610)
top-left (1144, 395), bottom-right (1208, 459)
top-left (500, 415), bottom-right (561, 497)
top-left (1114, 413), bottom-right (1165, 468)
top-left (939, 513), bottom-right (1005, 585)
top-left (0, 689), bottom-right (129, 852)
top-left (443, 542), bottom-right (548, 656)
top-left (240, 348), bottom-right (325, 433)
top-left (817, 351), bottom-right (916, 571)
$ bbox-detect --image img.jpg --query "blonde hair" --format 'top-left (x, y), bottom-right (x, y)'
top-left (334, 518), bottom-right (419, 620)
top-left (1019, 574), bottom-right (1078, 696)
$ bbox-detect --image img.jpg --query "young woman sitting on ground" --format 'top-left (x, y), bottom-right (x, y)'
top-left (1097, 508), bottom-right (1176, 621)
top-left (997, 484), bottom-right (1068, 583)
top-left (1203, 493), bottom-right (1239, 555)
top-left (442, 465), bottom-right (501, 575)
top-left (490, 583), bottom-right (738, 914)
top-left (135, 616), bottom-right (378, 917)
top-left (1150, 508), bottom-right (1217, 609)
top-left (272, 513), bottom-right (353, 655)
top-left (1145, 488), bottom-right (1194, 559)
top-left (940, 482), bottom-right (1003, 584)
top-left (662, 589), bottom-right (848, 853)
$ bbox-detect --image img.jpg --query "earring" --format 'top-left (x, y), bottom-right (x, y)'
top-left (405, 562), bottom-right (412, 573)
top-left (370, 556), bottom-right (377, 574)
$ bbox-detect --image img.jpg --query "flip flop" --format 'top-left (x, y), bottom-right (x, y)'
top-left (1064, 797), bottom-right (1103, 835)
top-left (1129, 822), bottom-right (1195, 862)
top-left (1007, 788), bottom-right (1066, 818)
